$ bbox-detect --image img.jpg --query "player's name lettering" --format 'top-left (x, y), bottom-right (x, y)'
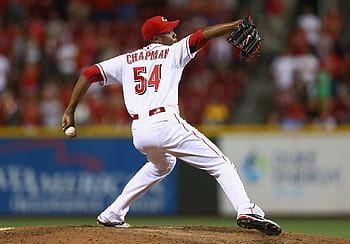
top-left (126, 49), bottom-right (169, 64)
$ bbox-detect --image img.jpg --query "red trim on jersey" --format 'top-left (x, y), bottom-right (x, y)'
top-left (189, 29), bottom-right (208, 52)
top-left (82, 65), bottom-right (104, 83)
top-left (97, 63), bottom-right (107, 81)
top-left (185, 37), bottom-right (191, 58)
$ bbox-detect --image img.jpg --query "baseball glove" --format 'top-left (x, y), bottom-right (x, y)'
top-left (227, 16), bottom-right (262, 62)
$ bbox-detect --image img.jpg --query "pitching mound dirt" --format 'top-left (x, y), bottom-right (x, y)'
top-left (0, 225), bottom-right (349, 244)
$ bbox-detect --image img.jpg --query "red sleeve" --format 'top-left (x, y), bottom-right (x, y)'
top-left (189, 29), bottom-right (208, 52)
top-left (82, 65), bottom-right (104, 83)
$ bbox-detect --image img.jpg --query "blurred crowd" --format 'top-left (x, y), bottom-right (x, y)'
top-left (0, 0), bottom-right (245, 127)
top-left (267, 0), bottom-right (350, 129)
top-left (0, 0), bottom-right (349, 128)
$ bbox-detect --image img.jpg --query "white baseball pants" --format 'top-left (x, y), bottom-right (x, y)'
top-left (98, 109), bottom-right (264, 223)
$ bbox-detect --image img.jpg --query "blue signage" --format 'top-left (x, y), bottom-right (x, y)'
top-left (0, 139), bottom-right (177, 215)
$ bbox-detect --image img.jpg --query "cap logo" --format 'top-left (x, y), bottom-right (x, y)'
top-left (161, 17), bottom-right (168, 22)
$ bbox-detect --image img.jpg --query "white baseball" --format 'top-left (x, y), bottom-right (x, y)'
top-left (65, 126), bottom-right (77, 137)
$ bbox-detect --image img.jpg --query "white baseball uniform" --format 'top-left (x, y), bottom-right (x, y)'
top-left (87, 33), bottom-right (264, 223)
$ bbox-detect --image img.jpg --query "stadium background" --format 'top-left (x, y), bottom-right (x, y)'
top-left (0, 0), bottom-right (349, 239)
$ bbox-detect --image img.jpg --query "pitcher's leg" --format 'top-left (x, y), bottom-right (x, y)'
top-left (214, 161), bottom-right (264, 216)
top-left (169, 115), bottom-right (263, 216)
top-left (180, 152), bottom-right (264, 216)
top-left (98, 153), bottom-right (176, 223)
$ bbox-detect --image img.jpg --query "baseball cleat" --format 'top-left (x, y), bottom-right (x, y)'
top-left (237, 214), bottom-right (282, 236)
top-left (97, 216), bottom-right (131, 228)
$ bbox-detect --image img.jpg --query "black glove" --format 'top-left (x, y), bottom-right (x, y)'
top-left (227, 16), bottom-right (262, 62)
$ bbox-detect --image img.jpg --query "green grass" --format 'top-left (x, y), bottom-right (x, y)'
top-left (0, 216), bottom-right (349, 239)
top-left (275, 217), bottom-right (350, 239)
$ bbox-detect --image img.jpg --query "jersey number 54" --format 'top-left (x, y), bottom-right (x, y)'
top-left (133, 64), bottom-right (161, 95)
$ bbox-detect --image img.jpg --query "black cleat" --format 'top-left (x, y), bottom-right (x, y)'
top-left (237, 214), bottom-right (282, 236)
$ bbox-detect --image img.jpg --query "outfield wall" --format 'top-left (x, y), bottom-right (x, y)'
top-left (0, 137), bottom-right (177, 215)
top-left (218, 132), bottom-right (350, 216)
top-left (1, 126), bottom-right (350, 216)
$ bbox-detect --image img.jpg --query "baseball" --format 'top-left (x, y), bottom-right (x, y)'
top-left (65, 126), bottom-right (76, 137)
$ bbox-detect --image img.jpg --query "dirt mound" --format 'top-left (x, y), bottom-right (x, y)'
top-left (0, 225), bottom-right (349, 244)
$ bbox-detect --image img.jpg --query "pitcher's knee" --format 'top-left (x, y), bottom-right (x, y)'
top-left (207, 161), bottom-right (236, 178)
top-left (153, 157), bottom-right (176, 176)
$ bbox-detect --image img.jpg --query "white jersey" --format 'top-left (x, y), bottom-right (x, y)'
top-left (96, 36), bottom-right (198, 116)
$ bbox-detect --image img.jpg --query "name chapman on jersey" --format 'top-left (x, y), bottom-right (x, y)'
top-left (126, 48), bottom-right (169, 64)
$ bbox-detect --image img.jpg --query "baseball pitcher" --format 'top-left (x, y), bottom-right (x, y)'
top-left (61, 16), bottom-right (281, 236)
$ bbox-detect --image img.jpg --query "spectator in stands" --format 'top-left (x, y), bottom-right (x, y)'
top-left (74, 98), bottom-right (91, 125)
top-left (67, 0), bottom-right (91, 23)
top-left (308, 65), bottom-right (333, 121)
top-left (0, 53), bottom-right (10, 94)
top-left (1, 88), bottom-right (20, 125)
top-left (20, 62), bottom-right (40, 94)
top-left (270, 47), bottom-right (296, 92)
top-left (202, 97), bottom-right (230, 125)
top-left (332, 84), bottom-right (350, 124)
top-left (288, 24), bottom-right (310, 55)
top-left (263, 0), bottom-right (286, 53)
top-left (20, 92), bottom-right (41, 126)
top-left (321, 3), bottom-right (343, 40)
top-left (297, 5), bottom-right (321, 47)
top-left (208, 36), bottom-right (234, 71)
top-left (55, 33), bottom-right (79, 83)
top-left (39, 80), bottom-right (64, 127)
top-left (272, 87), bottom-right (307, 130)
top-left (294, 48), bottom-right (320, 100)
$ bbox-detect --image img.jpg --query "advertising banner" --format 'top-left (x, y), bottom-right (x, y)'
top-left (218, 134), bottom-right (350, 216)
top-left (0, 139), bottom-right (177, 215)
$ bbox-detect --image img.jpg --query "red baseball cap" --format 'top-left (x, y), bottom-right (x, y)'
top-left (141, 16), bottom-right (180, 41)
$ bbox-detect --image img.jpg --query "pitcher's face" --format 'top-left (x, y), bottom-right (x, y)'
top-left (156, 30), bottom-right (177, 45)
